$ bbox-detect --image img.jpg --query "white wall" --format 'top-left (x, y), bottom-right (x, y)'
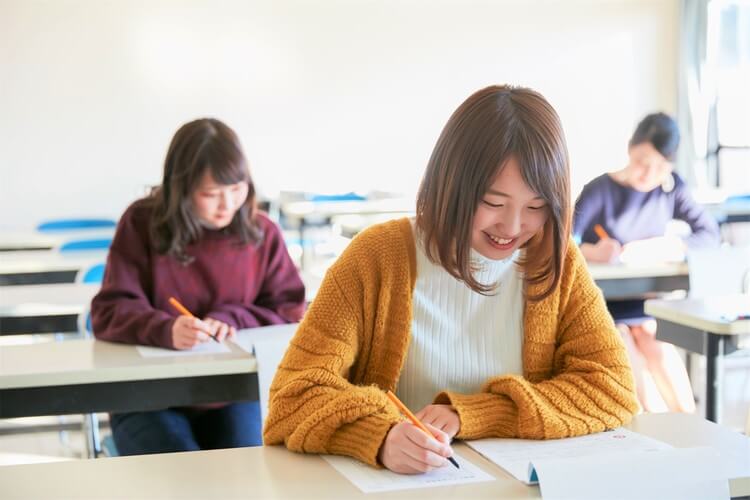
top-left (0, 0), bottom-right (678, 230)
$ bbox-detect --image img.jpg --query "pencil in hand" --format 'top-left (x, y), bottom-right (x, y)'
top-left (167, 296), bottom-right (219, 343)
top-left (593, 224), bottom-right (610, 241)
top-left (385, 390), bottom-right (460, 469)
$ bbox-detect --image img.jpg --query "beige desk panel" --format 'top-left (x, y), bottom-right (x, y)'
top-left (645, 294), bottom-right (750, 336)
top-left (0, 338), bottom-right (256, 389)
top-left (1, 413), bottom-right (747, 499)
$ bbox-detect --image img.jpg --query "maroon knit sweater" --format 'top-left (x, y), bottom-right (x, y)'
top-left (91, 199), bottom-right (305, 349)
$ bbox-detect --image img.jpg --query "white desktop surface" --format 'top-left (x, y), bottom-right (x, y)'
top-left (587, 261), bottom-right (689, 280)
top-left (0, 413), bottom-right (747, 499)
top-left (0, 337), bottom-right (255, 389)
top-left (0, 229), bottom-right (114, 251)
top-left (645, 294), bottom-right (750, 336)
top-left (0, 250), bottom-right (105, 275)
top-left (0, 283), bottom-right (100, 317)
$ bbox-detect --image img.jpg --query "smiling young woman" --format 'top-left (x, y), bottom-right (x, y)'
top-left (264, 85), bottom-right (638, 475)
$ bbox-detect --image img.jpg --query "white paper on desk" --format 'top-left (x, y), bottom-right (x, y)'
top-left (466, 427), bottom-right (670, 484)
top-left (136, 342), bottom-right (230, 357)
top-left (231, 324), bottom-right (298, 421)
top-left (322, 454), bottom-right (494, 493)
top-left (533, 446), bottom-right (730, 500)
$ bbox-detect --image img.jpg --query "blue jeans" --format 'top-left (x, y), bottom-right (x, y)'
top-left (110, 401), bottom-right (262, 456)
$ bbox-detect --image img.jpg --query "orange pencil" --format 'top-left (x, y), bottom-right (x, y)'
top-left (593, 224), bottom-right (610, 241)
top-left (168, 296), bottom-right (219, 343)
top-left (385, 390), bottom-right (459, 469)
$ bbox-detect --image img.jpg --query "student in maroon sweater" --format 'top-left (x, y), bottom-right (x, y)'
top-left (91, 118), bottom-right (305, 455)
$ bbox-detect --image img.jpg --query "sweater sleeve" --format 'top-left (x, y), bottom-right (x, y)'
top-left (206, 218), bottom-right (306, 328)
top-left (262, 234), bottom-right (403, 466)
top-left (435, 243), bottom-right (639, 440)
top-left (90, 206), bottom-right (175, 348)
top-left (671, 176), bottom-right (721, 249)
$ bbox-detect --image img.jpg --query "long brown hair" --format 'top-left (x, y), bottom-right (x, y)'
top-left (149, 118), bottom-right (262, 263)
top-left (416, 85), bottom-right (570, 301)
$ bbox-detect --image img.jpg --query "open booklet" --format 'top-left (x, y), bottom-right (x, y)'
top-left (466, 428), bottom-right (731, 500)
top-left (466, 427), bottom-right (670, 485)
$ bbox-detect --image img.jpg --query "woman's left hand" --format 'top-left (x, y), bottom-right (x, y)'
top-left (203, 317), bottom-right (237, 342)
top-left (414, 404), bottom-right (460, 439)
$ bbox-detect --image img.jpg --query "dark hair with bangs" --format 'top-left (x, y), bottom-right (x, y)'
top-left (416, 85), bottom-right (570, 301)
top-left (149, 118), bottom-right (262, 263)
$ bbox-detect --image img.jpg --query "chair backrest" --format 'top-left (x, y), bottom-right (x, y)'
top-left (77, 263), bottom-right (106, 284)
top-left (59, 238), bottom-right (112, 253)
top-left (37, 218), bottom-right (116, 232)
top-left (687, 245), bottom-right (750, 298)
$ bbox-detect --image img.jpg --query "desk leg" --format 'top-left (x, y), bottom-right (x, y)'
top-left (705, 334), bottom-right (724, 423)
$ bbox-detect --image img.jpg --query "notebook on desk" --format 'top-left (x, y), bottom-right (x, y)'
top-left (465, 429), bottom-right (731, 500)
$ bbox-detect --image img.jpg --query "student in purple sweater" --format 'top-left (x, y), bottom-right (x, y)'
top-left (573, 113), bottom-right (720, 414)
top-left (91, 118), bottom-right (305, 455)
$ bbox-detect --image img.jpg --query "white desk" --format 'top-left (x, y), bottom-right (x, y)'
top-left (281, 197), bottom-right (414, 268)
top-left (0, 336), bottom-right (257, 419)
top-left (0, 413), bottom-right (747, 499)
top-left (0, 283), bottom-right (100, 334)
top-left (280, 197), bottom-right (414, 224)
top-left (646, 294), bottom-right (750, 423)
top-left (588, 261), bottom-right (689, 300)
top-left (0, 251), bottom-right (105, 286)
top-left (0, 229), bottom-right (114, 253)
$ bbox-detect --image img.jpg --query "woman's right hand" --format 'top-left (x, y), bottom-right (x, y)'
top-left (581, 239), bottom-right (622, 263)
top-left (377, 421), bottom-right (453, 474)
top-left (171, 316), bottom-right (214, 350)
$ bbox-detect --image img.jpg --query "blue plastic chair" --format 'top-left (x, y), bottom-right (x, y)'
top-left (308, 192), bottom-right (366, 202)
top-left (37, 218), bottom-right (116, 232)
top-left (59, 238), bottom-right (112, 252)
top-left (79, 263), bottom-right (106, 284)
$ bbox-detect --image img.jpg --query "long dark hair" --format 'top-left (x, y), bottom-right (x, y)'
top-left (149, 118), bottom-right (262, 263)
top-left (416, 85), bottom-right (570, 300)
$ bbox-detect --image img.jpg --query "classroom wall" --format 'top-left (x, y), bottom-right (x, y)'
top-left (0, 0), bottom-right (678, 230)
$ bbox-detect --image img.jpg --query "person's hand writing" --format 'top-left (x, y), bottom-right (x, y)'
top-left (171, 316), bottom-right (214, 350)
top-left (414, 404), bottom-right (460, 439)
top-left (592, 238), bottom-right (622, 263)
top-left (204, 317), bottom-right (237, 342)
top-left (377, 421), bottom-right (453, 474)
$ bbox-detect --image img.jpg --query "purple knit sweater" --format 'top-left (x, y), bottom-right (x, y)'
top-left (573, 173), bottom-right (720, 248)
top-left (91, 199), bottom-right (305, 349)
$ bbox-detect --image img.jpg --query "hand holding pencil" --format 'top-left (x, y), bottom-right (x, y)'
top-left (378, 390), bottom-right (458, 474)
top-left (168, 296), bottom-right (235, 350)
top-left (591, 224), bottom-right (622, 264)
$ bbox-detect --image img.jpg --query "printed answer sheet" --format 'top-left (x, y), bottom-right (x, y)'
top-left (323, 454), bottom-right (494, 493)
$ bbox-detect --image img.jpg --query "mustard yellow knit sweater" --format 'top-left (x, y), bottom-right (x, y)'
top-left (264, 218), bottom-right (638, 466)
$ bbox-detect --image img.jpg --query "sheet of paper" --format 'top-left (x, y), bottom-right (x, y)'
top-left (232, 323), bottom-right (299, 420)
top-left (136, 341), bottom-right (230, 357)
top-left (322, 453), bottom-right (495, 493)
top-left (533, 446), bottom-right (730, 500)
top-left (466, 427), bottom-right (671, 484)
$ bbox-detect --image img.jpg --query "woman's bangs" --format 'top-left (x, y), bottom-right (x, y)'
top-left (208, 143), bottom-right (249, 186)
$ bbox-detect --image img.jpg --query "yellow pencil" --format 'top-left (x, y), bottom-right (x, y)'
top-left (385, 390), bottom-right (459, 469)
